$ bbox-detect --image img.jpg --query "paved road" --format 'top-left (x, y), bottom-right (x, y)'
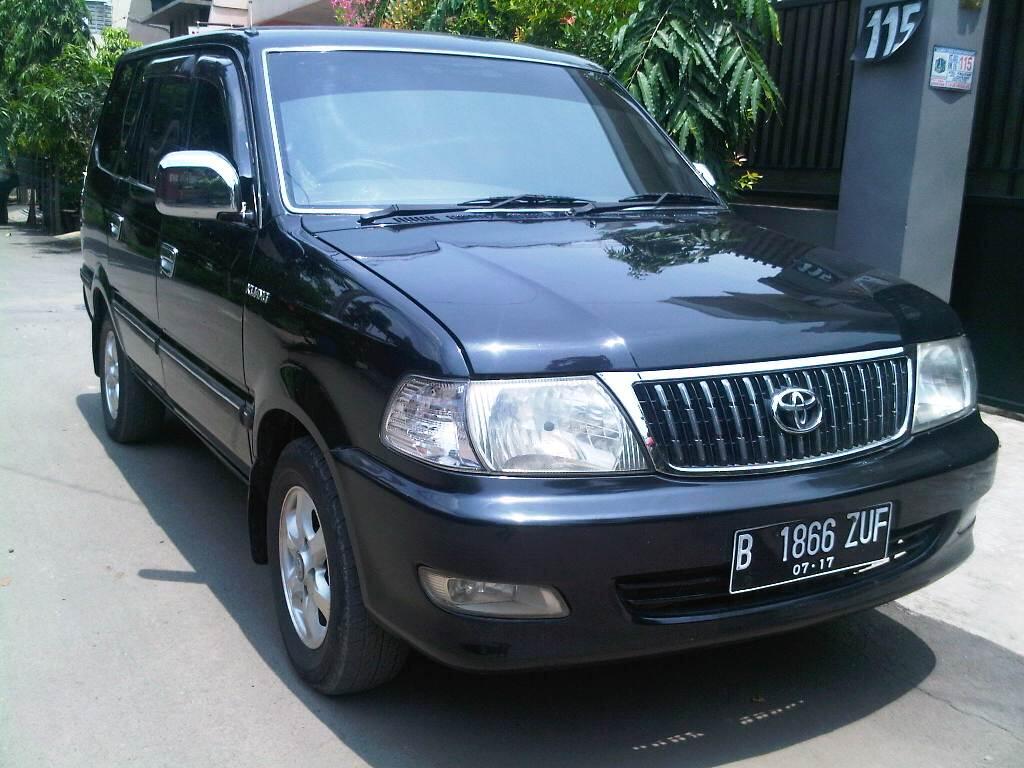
top-left (1, 224), bottom-right (1022, 768)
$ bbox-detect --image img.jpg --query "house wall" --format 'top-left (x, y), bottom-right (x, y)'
top-left (112, 0), bottom-right (170, 42)
top-left (252, 0), bottom-right (335, 25)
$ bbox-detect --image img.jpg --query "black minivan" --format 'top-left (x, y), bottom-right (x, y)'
top-left (81, 27), bottom-right (998, 693)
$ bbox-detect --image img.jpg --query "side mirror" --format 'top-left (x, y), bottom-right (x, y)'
top-left (693, 162), bottom-right (717, 188)
top-left (155, 150), bottom-right (242, 221)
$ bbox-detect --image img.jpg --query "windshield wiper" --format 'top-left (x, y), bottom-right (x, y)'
top-left (572, 192), bottom-right (720, 215)
top-left (358, 194), bottom-right (597, 224)
top-left (458, 194), bottom-right (595, 210)
top-left (357, 191), bottom-right (717, 224)
top-left (358, 204), bottom-right (486, 225)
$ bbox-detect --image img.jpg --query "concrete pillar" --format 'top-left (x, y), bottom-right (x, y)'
top-left (834, 0), bottom-right (990, 300)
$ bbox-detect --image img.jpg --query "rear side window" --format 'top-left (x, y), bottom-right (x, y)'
top-left (136, 76), bottom-right (193, 186)
top-left (95, 62), bottom-right (141, 174)
top-left (189, 79), bottom-right (233, 160)
top-left (118, 67), bottom-right (146, 174)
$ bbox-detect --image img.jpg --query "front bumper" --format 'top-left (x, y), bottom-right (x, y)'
top-left (333, 413), bottom-right (998, 672)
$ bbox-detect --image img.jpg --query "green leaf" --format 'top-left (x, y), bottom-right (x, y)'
top-left (720, 44), bottom-right (744, 79)
top-left (636, 68), bottom-right (656, 113)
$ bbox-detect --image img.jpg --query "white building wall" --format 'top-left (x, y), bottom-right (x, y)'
top-left (252, 0), bottom-right (335, 25)
top-left (116, 0), bottom-right (335, 41)
top-left (112, 0), bottom-right (170, 43)
top-left (208, 0), bottom-right (250, 27)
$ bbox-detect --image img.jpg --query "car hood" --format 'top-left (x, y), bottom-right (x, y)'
top-left (307, 212), bottom-right (960, 375)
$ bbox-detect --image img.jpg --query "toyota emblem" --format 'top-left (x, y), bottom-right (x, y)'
top-left (771, 386), bottom-right (823, 434)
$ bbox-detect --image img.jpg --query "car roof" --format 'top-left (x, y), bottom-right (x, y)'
top-left (121, 26), bottom-right (604, 72)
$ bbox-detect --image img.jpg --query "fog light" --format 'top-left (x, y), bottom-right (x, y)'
top-left (418, 567), bottom-right (568, 618)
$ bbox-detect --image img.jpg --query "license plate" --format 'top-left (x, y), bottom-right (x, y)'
top-left (729, 503), bottom-right (893, 594)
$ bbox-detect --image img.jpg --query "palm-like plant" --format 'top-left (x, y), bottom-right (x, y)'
top-left (613, 0), bottom-right (780, 188)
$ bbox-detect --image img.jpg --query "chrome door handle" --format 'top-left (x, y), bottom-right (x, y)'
top-left (159, 243), bottom-right (178, 278)
top-left (109, 213), bottom-right (124, 241)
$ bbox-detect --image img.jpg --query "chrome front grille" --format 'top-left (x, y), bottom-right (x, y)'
top-left (622, 350), bottom-right (912, 473)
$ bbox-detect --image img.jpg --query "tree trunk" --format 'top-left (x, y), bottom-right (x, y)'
top-left (52, 170), bottom-right (61, 235)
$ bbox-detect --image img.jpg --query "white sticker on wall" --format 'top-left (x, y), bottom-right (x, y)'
top-left (929, 46), bottom-right (976, 92)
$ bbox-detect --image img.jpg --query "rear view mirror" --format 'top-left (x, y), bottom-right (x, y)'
top-left (155, 150), bottom-right (241, 221)
top-left (693, 162), bottom-right (717, 188)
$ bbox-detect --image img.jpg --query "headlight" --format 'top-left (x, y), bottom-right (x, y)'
top-left (913, 336), bottom-right (977, 433)
top-left (466, 376), bottom-right (647, 473)
top-left (382, 375), bottom-right (648, 474)
top-left (380, 377), bottom-right (481, 469)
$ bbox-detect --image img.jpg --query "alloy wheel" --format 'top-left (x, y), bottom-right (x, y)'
top-left (103, 330), bottom-right (119, 417)
top-left (279, 486), bottom-right (331, 649)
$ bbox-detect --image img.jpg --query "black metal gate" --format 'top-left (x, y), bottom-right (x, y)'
top-left (743, 0), bottom-right (860, 206)
top-left (950, 0), bottom-right (1024, 412)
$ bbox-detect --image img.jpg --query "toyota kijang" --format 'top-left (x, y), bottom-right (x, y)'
top-left (81, 28), bottom-right (998, 693)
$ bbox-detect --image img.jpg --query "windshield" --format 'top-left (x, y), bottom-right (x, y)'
top-left (265, 50), bottom-right (715, 210)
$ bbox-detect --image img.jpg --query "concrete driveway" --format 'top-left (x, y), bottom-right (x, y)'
top-left (1, 224), bottom-right (1021, 767)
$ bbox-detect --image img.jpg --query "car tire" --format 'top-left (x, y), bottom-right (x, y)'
top-left (98, 315), bottom-right (164, 443)
top-left (268, 436), bottom-right (408, 694)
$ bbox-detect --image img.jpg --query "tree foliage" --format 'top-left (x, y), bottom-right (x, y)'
top-left (332, 0), bottom-right (387, 27)
top-left (418, 0), bottom-right (631, 68)
top-left (0, 0), bottom-right (90, 92)
top-left (0, 0), bottom-right (91, 163)
top-left (381, 0), bottom-right (435, 30)
top-left (6, 29), bottom-right (138, 195)
top-left (612, 0), bottom-right (780, 185)
top-left (376, 0), bottom-right (780, 189)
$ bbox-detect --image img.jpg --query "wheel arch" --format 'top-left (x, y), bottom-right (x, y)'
top-left (249, 407), bottom-right (313, 564)
top-left (248, 368), bottom-right (353, 564)
top-left (90, 277), bottom-right (112, 377)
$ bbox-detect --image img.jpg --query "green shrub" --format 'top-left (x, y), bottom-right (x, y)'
top-left (382, 0), bottom-right (435, 29)
top-left (421, 0), bottom-right (630, 69)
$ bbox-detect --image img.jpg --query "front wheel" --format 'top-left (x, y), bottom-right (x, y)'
top-left (268, 437), bottom-right (408, 694)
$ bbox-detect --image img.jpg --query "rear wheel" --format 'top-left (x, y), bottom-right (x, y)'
top-left (98, 315), bottom-right (164, 443)
top-left (268, 437), bottom-right (408, 694)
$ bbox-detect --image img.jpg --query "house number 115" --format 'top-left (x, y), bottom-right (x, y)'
top-left (858, 1), bottom-right (927, 62)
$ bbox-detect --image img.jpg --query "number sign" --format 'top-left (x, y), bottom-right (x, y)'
top-left (855, 1), bottom-right (927, 62)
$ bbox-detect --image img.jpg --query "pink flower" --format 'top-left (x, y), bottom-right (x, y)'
top-left (333, 0), bottom-right (378, 26)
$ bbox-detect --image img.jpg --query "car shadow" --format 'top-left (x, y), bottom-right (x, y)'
top-left (77, 392), bottom-right (941, 768)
